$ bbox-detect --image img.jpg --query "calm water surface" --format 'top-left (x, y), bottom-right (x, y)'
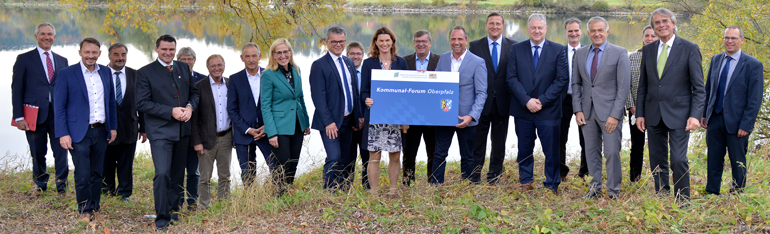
top-left (0, 8), bottom-right (668, 181)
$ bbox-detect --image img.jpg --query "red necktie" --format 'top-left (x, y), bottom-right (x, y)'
top-left (590, 47), bottom-right (600, 83)
top-left (166, 65), bottom-right (173, 72)
top-left (44, 51), bottom-right (54, 82)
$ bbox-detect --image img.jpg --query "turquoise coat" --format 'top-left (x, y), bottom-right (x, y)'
top-left (261, 65), bottom-right (310, 138)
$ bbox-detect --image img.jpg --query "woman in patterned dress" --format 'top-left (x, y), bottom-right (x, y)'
top-left (360, 26), bottom-right (409, 196)
top-left (627, 25), bottom-right (657, 182)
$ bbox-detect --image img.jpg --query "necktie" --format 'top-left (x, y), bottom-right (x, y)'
top-left (44, 51), bottom-right (53, 82)
top-left (357, 70), bottom-right (361, 95)
top-left (533, 45), bottom-right (540, 68)
top-left (569, 48), bottom-right (576, 94)
top-left (115, 71), bottom-right (123, 105)
top-left (657, 43), bottom-right (669, 78)
top-left (590, 47), bottom-right (600, 83)
top-left (491, 41), bottom-right (499, 73)
top-left (166, 65), bottom-right (173, 72)
top-left (338, 57), bottom-right (353, 112)
top-left (715, 56), bottom-right (732, 113)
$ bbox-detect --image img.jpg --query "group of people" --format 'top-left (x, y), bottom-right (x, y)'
top-left (11, 7), bottom-right (763, 231)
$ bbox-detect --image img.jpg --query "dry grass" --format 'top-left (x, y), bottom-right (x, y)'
top-left (1, 135), bottom-right (769, 233)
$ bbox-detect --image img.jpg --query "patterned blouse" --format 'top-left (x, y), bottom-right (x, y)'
top-left (627, 50), bottom-right (642, 109)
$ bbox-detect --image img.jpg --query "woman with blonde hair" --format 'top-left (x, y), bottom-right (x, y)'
top-left (360, 26), bottom-right (409, 196)
top-left (261, 38), bottom-right (311, 196)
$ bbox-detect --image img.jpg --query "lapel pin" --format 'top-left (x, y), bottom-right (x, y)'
top-left (178, 76), bottom-right (181, 79)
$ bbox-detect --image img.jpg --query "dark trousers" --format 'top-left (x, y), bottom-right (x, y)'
top-left (402, 125), bottom-right (435, 186)
top-left (150, 136), bottom-right (188, 228)
top-left (270, 121), bottom-right (303, 191)
top-left (706, 112), bottom-right (748, 195)
top-left (70, 126), bottom-right (107, 214)
top-left (350, 128), bottom-right (370, 189)
top-left (472, 102), bottom-right (509, 184)
top-left (103, 142), bottom-right (137, 198)
top-left (179, 145), bottom-right (199, 206)
top-left (515, 118), bottom-right (561, 191)
top-left (320, 117), bottom-right (355, 190)
top-left (234, 137), bottom-right (273, 186)
top-left (558, 95), bottom-right (588, 178)
top-left (430, 126), bottom-right (475, 184)
top-left (27, 103), bottom-right (69, 193)
top-left (628, 109), bottom-right (646, 182)
top-left (648, 120), bottom-right (691, 200)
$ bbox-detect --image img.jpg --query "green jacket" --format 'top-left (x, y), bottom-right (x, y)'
top-left (261, 65), bottom-right (310, 138)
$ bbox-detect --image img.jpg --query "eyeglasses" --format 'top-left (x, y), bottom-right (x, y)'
top-left (347, 52), bottom-right (363, 56)
top-left (723, 37), bottom-right (741, 41)
top-left (328, 40), bottom-right (346, 45)
top-left (273, 50), bottom-right (291, 56)
top-left (414, 40), bottom-right (430, 44)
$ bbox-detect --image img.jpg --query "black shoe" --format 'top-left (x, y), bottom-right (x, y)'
top-left (120, 197), bottom-right (130, 203)
top-left (170, 213), bottom-right (179, 225)
top-left (607, 193), bottom-right (619, 200)
top-left (156, 226), bottom-right (168, 232)
top-left (582, 190), bottom-right (602, 199)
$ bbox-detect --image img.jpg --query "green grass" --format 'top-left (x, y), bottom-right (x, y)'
top-left (1, 133), bottom-right (769, 232)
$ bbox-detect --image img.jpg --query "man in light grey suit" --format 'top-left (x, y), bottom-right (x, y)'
top-left (572, 16), bottom-right (630, 199)
top-left (430, 26), bottom-right (488, 184)
top-left (636, 8), bottom-right (705, 202)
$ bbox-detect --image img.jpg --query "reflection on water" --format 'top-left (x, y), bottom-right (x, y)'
top-left (0, 7), bottom-right (669, 180)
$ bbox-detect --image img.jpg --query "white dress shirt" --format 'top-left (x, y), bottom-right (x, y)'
top-left (567, 44), bottom-right (581, 94)
top-left (530, 40), bottom-right (545, 57)
top-left (656, 34), bottom-right (676, 62)
top-left (80, 61), bottom-right (106, 124)
top-left (244, 70), bottom-right (262, 134)
top-left (451, 49), bottom-right (468, 72)
top-left (329, 52), bottom-right (354, 116)
top-left (487, 36), bottom-right (503, 65)
top-left (158, 58), bottom-right (172, 67)
top-left (37, 47), bottom-right (55, 82)
top-left (209, 76), bottom-right (230, 133)
top-left (109, 66), bottom-right (127, 101)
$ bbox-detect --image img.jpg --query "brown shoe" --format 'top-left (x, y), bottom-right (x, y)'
top-left (77, 213), bottom-right (92, 223)
top-left (91, 211), bottom-right (100, 221)
top-left (519, 183), bottom-right (534, 192)
top-left (548, 188), bottom-right (560, 196)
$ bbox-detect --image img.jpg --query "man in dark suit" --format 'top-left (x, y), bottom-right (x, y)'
top-left (507, 14), bottom-right (569, 195)
top-left (136, 34), bottom-right (200, 231)
top-left (560, 18), bottom-right (589, 181)
top-left (12, 23), bottom-right (69, 194)
top-left (102, 43), bottom-right (146, 202)
top-left (636, 8), bottom-right (705, 202)
top-left (701, 26), bottom-right (763, 195)
top-left (227, 42), bottom-right (273, 186)
top-left (310, 26), bottom-right (363, 192)
top-left (176, 46), bottom-right (205, 209)
top-left (53, 38), bottom-right (118, 222)
top-left (345, 41), bottom-right (370, 189)
top-left (402, 30), bottom-right (440, 186)
top-left (469, 12), bottom-right (515, 184)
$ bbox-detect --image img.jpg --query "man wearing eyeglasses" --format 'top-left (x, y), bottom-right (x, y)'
top-left (344, 41), bottom-right (371, 189)
top-left (310, 26), bottom-right (363, 192)
top-left (701, 26), bottom-right (763, 196)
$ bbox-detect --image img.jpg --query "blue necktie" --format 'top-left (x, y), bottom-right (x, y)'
top-left (338, 57), bottom-right (353, 113)
top-left (357, 70), bottom-right (361, 95)
top-left (715, 56), bottom-right (732, 113)
top-left (491, 41), bottom-right (499, 73)
top-left (533, 45), bottom-right (540, 68)
top-left (114, 71), bottom-right (123, 105)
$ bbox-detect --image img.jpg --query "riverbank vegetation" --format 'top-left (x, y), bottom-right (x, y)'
top-left (1, 134), bottom-right (769, 233)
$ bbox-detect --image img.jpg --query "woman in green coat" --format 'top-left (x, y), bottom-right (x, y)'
top-left (261, 38), bottom-right (311, 196)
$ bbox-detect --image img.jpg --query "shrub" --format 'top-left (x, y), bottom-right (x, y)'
top-left (591, 0), bottom-right (609, 11)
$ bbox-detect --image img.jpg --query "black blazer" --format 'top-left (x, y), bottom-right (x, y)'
top-left (110, 67), bottom-right (145, 145)
top-left (136, 60), bottom-right (200, 141)
top-left (469, 37), bottom-right (516, 118)
top-left (12, 48), bottom-right (68, 124)
top-left (360, 56), bottom-right (409, 140)
top-left (636, 36), bottom-right (705, 129)
top-left (191, 77), bottom-right (230, 150)
top-left (403, 52), bottom-right (440, 71)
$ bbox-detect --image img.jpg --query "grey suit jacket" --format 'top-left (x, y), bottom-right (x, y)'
top-left (636, 36), bottom-right (705, 129)
top-left (572, 42), bottom-right (631, 121)
top-left (436, 50), bottom-right (488, 126)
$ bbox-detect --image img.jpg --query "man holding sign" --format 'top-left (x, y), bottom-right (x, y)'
top-left (430, 26), bottom-right (488, 184)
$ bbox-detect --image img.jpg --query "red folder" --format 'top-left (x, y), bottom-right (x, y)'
top-left (10, 104), bottom-right (39, 132)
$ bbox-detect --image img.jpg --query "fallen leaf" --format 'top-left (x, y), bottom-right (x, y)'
top-left (301, 222), bottom-right (308, 227)
top-left (104, 227), bottom-right (111, 234)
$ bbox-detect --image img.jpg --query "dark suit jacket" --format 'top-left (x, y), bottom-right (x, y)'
top-left (191, 77), bottom-right (230, 149)
top-left (469, 37), bottom-right (516, 118)
top-left (136, 60), bottom-right (200, 141)
top-left (703, 51), bottom-right (764, 134)
top-left (359, 56), bottom-right (409, 139)
top-left (227, 68), bottom-right (267, 146)
top-left (192, 71), bottom-right (207, 84)
top-left (53, 63), bottom-right (118, 143)
top-left (506, 39), bottom-right (569, 120)
top-left (12, 48), bottom-right (68, 124)
top-left (636, 36), bottom-right (706, 129)
top-left (310, 52), bottom-right (362, 130)
top-left (110, 67), bottom-right (145, 145)
top-left (403, 52), bottom-right (440, 71)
